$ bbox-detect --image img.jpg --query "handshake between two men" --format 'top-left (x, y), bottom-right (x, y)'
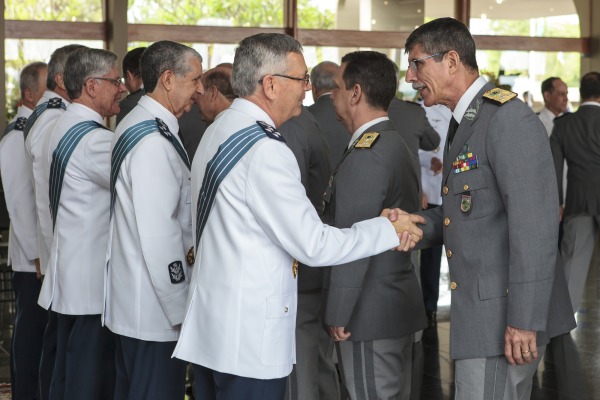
top-left (381, 208), bottom-right (426, 252)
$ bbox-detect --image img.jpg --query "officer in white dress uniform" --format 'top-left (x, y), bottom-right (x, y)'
top-left (0, 61), bottom-right (48, 400)
top-left (104, 41), bottom-right (203, 400)
top-left (23, 44), bottom-right (84, 400)
top-left (39, 48), bottom-right (126, 400)
top-left (172, 33), bottom-right (425, 400)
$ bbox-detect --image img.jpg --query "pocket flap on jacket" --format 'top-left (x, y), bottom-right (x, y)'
top-left (266, 292), bottom-right (297, 319)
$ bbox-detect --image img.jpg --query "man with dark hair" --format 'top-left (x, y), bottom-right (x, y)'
top-left (550, 71), bottom-right (600, 314)
top-left (173, 33), bottom-right (424, 400)
top-left (323, 50), bottom-right (426, 399)
top-left (104, 40), bottom-right (203, 400)
top-left (116, 47), bottom-right (146, 123)
top-left (308, 61), bottom-right (348, 167)
top-left (195, 65), bottom-right (236, 123)
top-left (22, 43), bottom-right (85, 400)
top-left (0, 61), bottom-right (47, 400)
top-left (539, 76), bottom-right (569, 135)
top-left (404, 17), bottom-right (575, 399)
top-left (39, 47), bottom-right (125, 400)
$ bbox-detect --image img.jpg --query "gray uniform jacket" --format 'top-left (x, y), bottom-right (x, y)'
top-left (116, 89), bottom-right (143, 124)
top-left (323, 119), bottom-right (427, 341)
top-left (308, 94), bottom-right (350, 168)
top-left (417, 83), bottom-right (575, 360)
top-left (388, 98), bottom-right (440, 170)
top-left (280, 106), bottom-right (331, 292)
top-left (550, 104), bottom-right (600, 217)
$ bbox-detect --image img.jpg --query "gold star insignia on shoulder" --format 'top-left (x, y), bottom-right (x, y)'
top-left (483, 88), bottom-right (517, 105)
top-left (355, 132), bottom-right (380, 148)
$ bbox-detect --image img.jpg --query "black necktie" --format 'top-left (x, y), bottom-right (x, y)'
top-left (447, 117), bottom-right (459, 146)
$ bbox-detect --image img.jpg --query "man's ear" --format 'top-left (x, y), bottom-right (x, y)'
top-left (55, 73), bottom-right (67, 90)
top-left (261, 76), bottom-right (277, 100)
top-left (350, 83), bottom-right (362, 105)
top-left (208, 86), bottom-right (219, 102)
top-left (23, 88), bottom-right (34, 104)
top-left (446, 50), bottom-right (461, 75)
top-left (82, 78), bottom-right (97, 98)
top-left (160, 69), bottom-right (174, 91)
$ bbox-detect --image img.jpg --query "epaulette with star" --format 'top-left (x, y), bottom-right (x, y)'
top-left (354, 132), bottom-right (379, 149)
top-left (256, 120), bottom-right (286, 143)
top-left (482, 88), bottom-right (517, 105)
top-left (47, 97), bottom-right (64, 109)
top-left (14, 117), bottom-right (27, 131)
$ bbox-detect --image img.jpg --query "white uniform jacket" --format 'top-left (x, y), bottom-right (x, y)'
top-left (173, 98), bottom-right (399, 380)
top-left (0, 106), bottom-right (38, 272)
top-left (38, 103), bottom-right (112, 315)
top-left (25, 90), bottom-right (69, 274)
top-left (104, 95), bottom-right (192, 342)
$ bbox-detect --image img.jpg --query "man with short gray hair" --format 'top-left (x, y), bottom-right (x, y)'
top-left (23, 43), bottom-right (85, 400)
top-left (309, 61), bottom-right (348, 167)
top-left (104, 40), bottom-right (203, 400)
top-left (173, 33), bottom-right (424, 400)
top-left (404, 17), bottom-right (575, 399)
top-left (38, 47), bottom-right (125, 400)
top-left (0, 61), bottom-right (47, 400)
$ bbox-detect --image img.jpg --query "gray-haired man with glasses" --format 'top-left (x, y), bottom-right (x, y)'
top-left (173, 33), bottom-right (425, 400)
top-left (39, 46), bottom-right (125, 400)
top-left (404, 17), bottom-right (575, 399)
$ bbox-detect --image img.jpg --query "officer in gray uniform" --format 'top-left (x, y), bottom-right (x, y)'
top-left (404, 17), bottom-right (575, 399)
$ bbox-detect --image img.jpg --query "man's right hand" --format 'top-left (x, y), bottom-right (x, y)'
top-left (381, 208), bottom-right (425, 251)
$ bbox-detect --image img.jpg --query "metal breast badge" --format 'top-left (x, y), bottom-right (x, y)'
top-left (292, 259), bottom-right (298, 279)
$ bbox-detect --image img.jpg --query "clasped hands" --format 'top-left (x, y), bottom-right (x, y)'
top-left (380, 208), bottom-right (425, 251)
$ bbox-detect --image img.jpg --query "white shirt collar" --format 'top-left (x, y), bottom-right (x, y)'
top-left (137, 95), bottom-right (180, 137)
top-left (16, 105), bottom-right (33, 119)
top-left (39, 89), bottom-right (69, 106)
top-left (348, 116), bottom-right (389, 148)
top-left (230, 98), bottom-right (277, 128)
top-left (579, 101), bottom-right (600, 108)
top-left (453, 76), bottom-right (488, 123)
top-left (66, 102), bottom-right (105, 126)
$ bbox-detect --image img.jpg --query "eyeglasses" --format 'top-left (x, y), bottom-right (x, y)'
top-left (258, 73), bottom-right (310, 86)
top-left (408, 51), bottom-right (449, 72)
top-left (89, 76), bottom-right (125, 87)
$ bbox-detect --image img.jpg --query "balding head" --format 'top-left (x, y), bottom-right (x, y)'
top-left (196, 66), bottom-right (237, 123)
top-left (310, 61), bottom-right (339, 99)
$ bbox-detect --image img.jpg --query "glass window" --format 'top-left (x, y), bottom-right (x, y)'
top-left (128, 0), bottom-right (286, 27)
top-left (298, 0), bottom-right (425, 31)
top-left (476, 49), bottom-right (580, 108)
top-left (468, 0), bottom-right (580, 38)
top-left (5, 0), bottom-right (104, 22)
top-left (5, 39), bottom-right (104, 120)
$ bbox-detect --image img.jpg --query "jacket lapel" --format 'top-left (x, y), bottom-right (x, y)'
top-left (443, 82), bottom-right (494, 185)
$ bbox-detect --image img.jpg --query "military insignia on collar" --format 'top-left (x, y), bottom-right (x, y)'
top-left (14, 117), bottom-right (27, 131)
top-left (256, 120), bottom-right (285, 142)
top-left (48, 97), bottom-right (63, 109)
top-left (483, 88), bottom-right (517, 105)
top-left (168, 261), bottom-right (185, 284)
top-left (156, 118), bottom-right (172, 139)
top-left (464, 100), bottom-right (482, 121)
top-left (355, 132), bottom-right (379, 148)
top-left (186, 247), bottom-right (195, 266)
